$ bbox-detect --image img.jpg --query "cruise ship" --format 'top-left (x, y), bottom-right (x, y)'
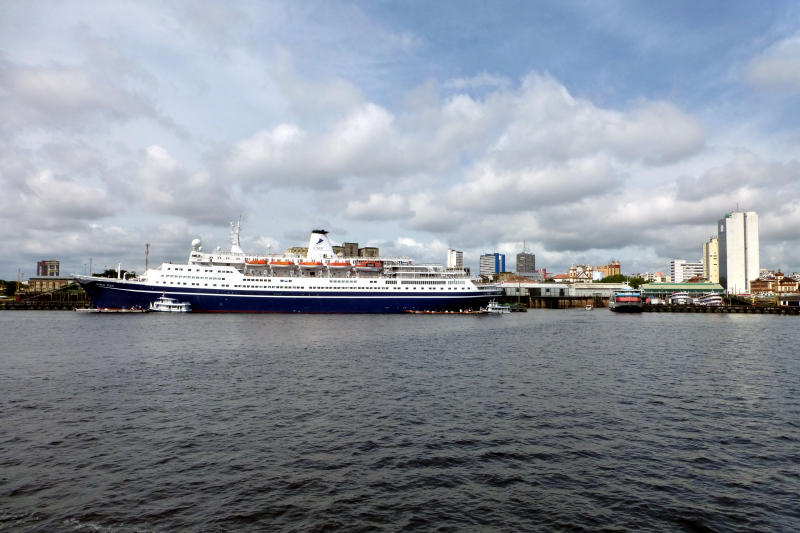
top-left (75, 223), bottom-right (501, 313)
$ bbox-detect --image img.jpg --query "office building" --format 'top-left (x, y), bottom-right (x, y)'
top-left (670, 259), bottom-right (704, 283)
top-left (479, 253), bottom-right (506, 277)
top-left (447, 249), bottom-right (463, 269)
top-left (718, 211), bottom-right (759, 294)
top-left (516, 252), bottom-right (535, 274)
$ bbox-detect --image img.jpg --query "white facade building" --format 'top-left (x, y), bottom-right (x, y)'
top-left (718, 211), bottom-right (759, 294)
top-left (446, 249), bottom-right (463, 269)
top-left (670, 259), bottom-right (704, 283)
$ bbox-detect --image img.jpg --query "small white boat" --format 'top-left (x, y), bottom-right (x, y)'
top-left (585, 304), bottom-right (593, 310)
top-left (149, 295), bottom-right (191, 312)
top-left (485, 300), bottom-right (511, 314)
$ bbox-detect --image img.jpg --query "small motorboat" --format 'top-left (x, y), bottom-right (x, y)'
top-left (149, 295), bottom-right (191, 312)
top-left (485, 300), bottom-right (511, 314)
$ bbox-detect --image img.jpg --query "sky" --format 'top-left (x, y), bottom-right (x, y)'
top-left (2, 0), bottom-right (800, 279)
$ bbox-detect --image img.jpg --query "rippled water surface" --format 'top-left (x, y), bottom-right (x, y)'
top-left (1, 310), bottom-right (798, 532)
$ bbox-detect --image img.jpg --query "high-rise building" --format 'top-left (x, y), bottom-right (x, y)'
top-left (702, 237), bottom-right (719, 283)
top-left (37, 260), bottom-right (59, 277)
top-left (447, 249), bottom-right (463, 269)
top-left (479, 253), bottom-right (506, 277)
top-left (718, 211), bottom-right (759, 294)
top-left (516, 252), bottom-right (535, 274)
top-left (670, 259), bottom-right (704, 283)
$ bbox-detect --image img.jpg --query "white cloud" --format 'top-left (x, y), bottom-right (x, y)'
top-left (745, 35), bottom-right (800, 91)
top-left (345, 193), bottom-right (412, 220)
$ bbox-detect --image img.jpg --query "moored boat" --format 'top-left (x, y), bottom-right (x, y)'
top-left (485, 300), bottom-right (511, 314)
top-left (149, 295), bottom-right (191, 312)
top-left (609, 287), bottom-right (643, 312)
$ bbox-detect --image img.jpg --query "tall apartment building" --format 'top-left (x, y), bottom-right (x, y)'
top-left (479, 253), bottom-right (506, 277)
top-left (702, 237), bottom-right (719, 283)
top-left (37, 260), bottom-right (60, 277)
top-left (447, 249), bottom-right (463, 269)
top-left (516, 252), bottom-right (535, 274)
top-left (670, 259), bottom-right (704, 283)
top-left (718, 211), bottom-right (759, 294)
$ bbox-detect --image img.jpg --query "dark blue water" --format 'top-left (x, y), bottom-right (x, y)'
top-left (1, 310), bottom-right (798, 532)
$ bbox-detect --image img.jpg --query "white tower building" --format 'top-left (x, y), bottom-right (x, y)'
top-left (717, 211), bottom-right (759, 294)
top-left (447, 249), bottom-right (463, 269)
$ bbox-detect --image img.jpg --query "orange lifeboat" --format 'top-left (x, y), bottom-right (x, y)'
top-left (354, 260), bottom-right (383, 271)
top-left (299, 261), bottom-right (324, 269)
top-left (327, 261), bottom-right (352, 269)
top-left (269, 259), bottom-right (295, 267)
top-left (246, 258), bottom-right (267, 265)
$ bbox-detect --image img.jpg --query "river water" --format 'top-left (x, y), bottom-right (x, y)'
top-left (1, 310), bottom-right (798, 532)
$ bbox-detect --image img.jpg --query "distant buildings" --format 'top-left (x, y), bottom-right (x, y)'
top-left (516, 252), bottom-right (535, 275)
top-left (718, 211), bottom-right (759, 294)
top-left (480, 253), bottom-right (506, 277)
top-left (567, 264), bottom-right (595, 282)
top-left (37, 260), bottom-right (60, 277)
top-left (597, 261), bottom-right (621, 278)
top-left (447, 249), bottom-right (463, 269)
top-left (28, 259), bottom-right (71, 292)
top-left (750, 271), bottom-right (799, 296)
top-left (669, 259), bottom-right (704, 283)
top-left (702, 237), bottom-right (719, 283)
top-left (342, 242), bottom-right (359, 257)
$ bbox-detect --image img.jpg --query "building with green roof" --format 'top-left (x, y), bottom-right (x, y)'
top-left (640, 282), bottom-right (724, 299)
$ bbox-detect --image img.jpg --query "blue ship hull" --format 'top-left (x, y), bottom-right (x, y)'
top-left (77, 278), bottom-right (500, 313)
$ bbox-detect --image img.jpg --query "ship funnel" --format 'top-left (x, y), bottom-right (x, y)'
top-left (307, 229), bottom-right (335, 260)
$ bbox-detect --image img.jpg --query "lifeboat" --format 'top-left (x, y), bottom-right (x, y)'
top-left (269, 259), bottom-right (295, 268)
top-left (354, 260), bottom-right (383, 272)
top-left (299, 261), bottom-right (324, 270)
top-left (326, 261), bottom-right (352, 270)
top-left (246, 258), bottom-right (267, 265)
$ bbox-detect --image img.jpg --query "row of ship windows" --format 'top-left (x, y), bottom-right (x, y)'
top-left (153, 281), bottom-right (466, 291)
top-left (163, 274), bottom-right (224, 280)
top-left (165, 267), bottom-right (234, 273)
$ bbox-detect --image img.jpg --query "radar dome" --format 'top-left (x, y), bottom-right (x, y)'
top-left (191, 238), bottom-right (202, 250)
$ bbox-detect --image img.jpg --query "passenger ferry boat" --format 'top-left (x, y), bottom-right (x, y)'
top-left (75, 223), bottom-right (501, 313)
top-left (485, 300), bottom-right (511, 314)
top-left (609, 286), bottom-right (643, 312)
top-left (694, 292), bottom-right (724, 306)
top-left (149, 295), bottom-right (191, 312)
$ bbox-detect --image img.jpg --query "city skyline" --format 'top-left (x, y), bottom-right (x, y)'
top-left (2, 1), bottom-right (800, 279)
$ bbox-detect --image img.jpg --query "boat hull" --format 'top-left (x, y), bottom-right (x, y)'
top-left (76, 278), bottom-right (500, 313)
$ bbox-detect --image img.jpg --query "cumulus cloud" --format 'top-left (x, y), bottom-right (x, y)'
top-left (345, 193), bottom-right (412, 220)
top-left (745, 35), bottom-right (800, 91)
top-left (136, 145), bottom-right (239, 224)
top-left (676, 152), bottom-right (800, 201)
top-left (0, 59), bottom-right (158, 134)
